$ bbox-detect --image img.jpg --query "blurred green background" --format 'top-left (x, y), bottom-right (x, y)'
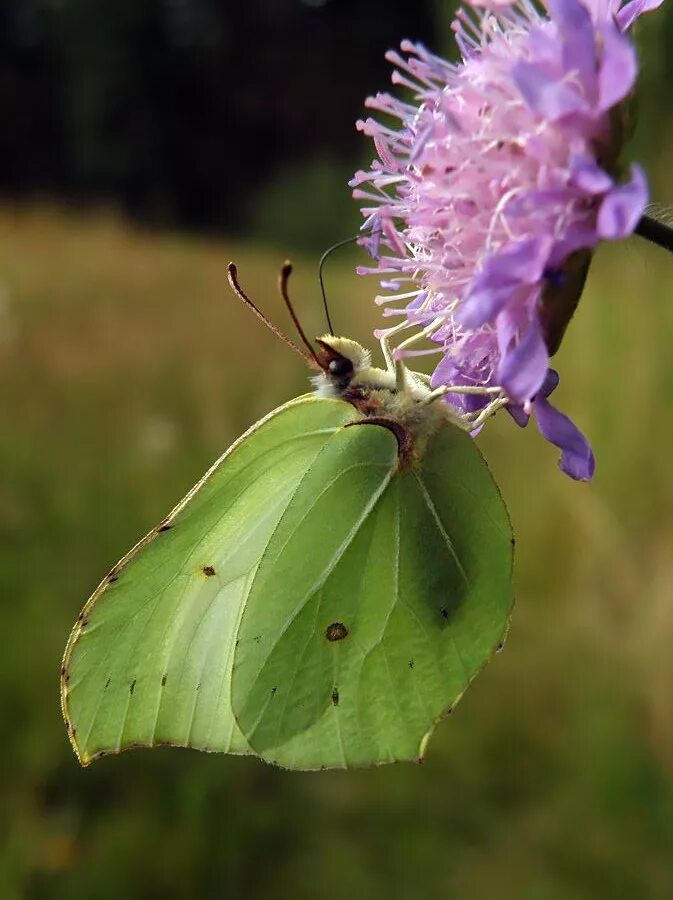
top-left (2, 2), bottom-right (673, 898)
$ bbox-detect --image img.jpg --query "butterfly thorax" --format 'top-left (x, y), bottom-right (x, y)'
top-left (311, 335), bottom-right (456, 466)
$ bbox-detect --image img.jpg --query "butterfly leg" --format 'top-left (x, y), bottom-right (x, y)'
top-left (421, 384), bottom-right (504, 406)
top-left (390, 317), bottom-right (447, 392)
top-left (420, 384), bottom-right (509, 431)
top-left (463, 396), bottom-right (510, 430)
top-left (377, 321), bottom-right (412, 375)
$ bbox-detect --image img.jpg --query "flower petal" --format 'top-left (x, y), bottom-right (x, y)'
top-left (570, 156), bottom-right (613, 194)
top-left (512, 60), bottom-right (587, 120)
top-left (617, 0), bottom-right (664, 31)
top-left (466, 0), bottom-right (518, 8)
top-left (459, 237), bottom-right (553, 329)
top-left (577, 0), bottom-right (618, 21)
top-left (597, 165), bottom-right (647, 239)
top-left (540, 367), bottom-right (560, 397)
top-left (534, 394), bottom-right (595, 480)
top-left (597, 23), bottom-right (637, 111)
top-left (548, 0), bottom-right (598, 97)
top-left (498, 317), bottom-right (549, 403)
top-left (506, 403), bottom-right (530, 428)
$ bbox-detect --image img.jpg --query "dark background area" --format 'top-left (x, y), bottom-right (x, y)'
top-left (0, 0), bottom-right (438, 244)
top-left (2, 0), bottom-right (670, 247)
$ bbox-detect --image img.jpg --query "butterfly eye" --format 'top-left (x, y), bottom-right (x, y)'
top-left (328, 357), bottom-right (353, 378)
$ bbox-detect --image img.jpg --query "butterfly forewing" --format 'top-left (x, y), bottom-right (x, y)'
top-left (61, 397), bottom-right (359, 764)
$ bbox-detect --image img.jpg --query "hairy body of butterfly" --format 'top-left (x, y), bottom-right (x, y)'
top-left (61, 327), bottom-right (513, 771)
top-left (312, 336), bottom-right (456, 467)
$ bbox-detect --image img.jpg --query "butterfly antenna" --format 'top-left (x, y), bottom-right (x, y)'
top-left (226, 263), bottom-right (313, 364)
top-left (318, 235), bottom-right (360, 335)
top-left (278, 262), bottom-right (322, 368)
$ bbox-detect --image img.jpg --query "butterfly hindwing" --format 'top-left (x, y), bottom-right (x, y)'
top-left (230, 419), bottom-right (513, 770)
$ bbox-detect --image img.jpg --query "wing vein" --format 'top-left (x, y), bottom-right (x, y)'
top-left (412, 474), bottom-right (469, 586)
top-left (414, 474), bottom-right (472, 686)
top-left (205, 569), bottom-right (255, 751)
top-left (244, 463), bottom-right (394, 687)
top-left (270, 594), bottom-right (324, 748)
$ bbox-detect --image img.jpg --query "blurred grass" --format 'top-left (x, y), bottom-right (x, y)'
top-left (2, 202), bottom-right (673, 899)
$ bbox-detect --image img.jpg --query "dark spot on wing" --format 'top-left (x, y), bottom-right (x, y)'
top-left (157, 520), bottom-right (172, 532)
top-left (408, 660), bottom-right (414, 669)
top-left (107, 569), bottom-right (119, 583)
top-left (104, 677), bottom-right (111, 690)
top-left (62, 672), bottom-right (70, 684)
top-left (331, 687), bottom-right (339, 706)
top-left (253, 635), bottom-right (261, 644)
top-left (326, 622), bottom-right (348, 642)
top-left (129, 679), bottom-right (136, 695)
top-left (196, 683), bottom-right (201, 692)
top-left (202, 565), bottom-right (216, 577)
top-left (60, 665), bottom-right (66, 678)
top-left (235, 639), bottom-right (240, 647)
top-left (440, 607), bottom-right (449, 620)
top-left (80, 617), bottom-right (89, 629)
top-left (495, 641), bottom-right (504, 653)
top-left (271, 686), bottom-right (277, 696)
top-left (161, 674), bottom-right (167, 687)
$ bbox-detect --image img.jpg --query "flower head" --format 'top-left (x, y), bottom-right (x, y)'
top-left (352, 0), bottom-right (662, 480)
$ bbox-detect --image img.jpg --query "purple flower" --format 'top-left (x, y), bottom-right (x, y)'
top-left (352, 0), bottom-right (661, 479)
top-left (509, 369), bottom-right (595, 480)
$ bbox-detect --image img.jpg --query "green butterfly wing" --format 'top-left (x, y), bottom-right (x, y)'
top-left (62, 395), bottom-right (513, 770)
top-left (231, 417), bottom-right (513, 769)
top-left (61, 397), bottom-right (358, 764)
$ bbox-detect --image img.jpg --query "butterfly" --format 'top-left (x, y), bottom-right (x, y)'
top-left (61, 262), bottom-right (513, 770)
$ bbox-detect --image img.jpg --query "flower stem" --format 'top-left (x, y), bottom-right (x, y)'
top-left (634, 214), bottom-right (673, 255)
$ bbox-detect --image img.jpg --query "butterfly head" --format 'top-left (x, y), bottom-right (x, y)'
top-left (311, 332), bottom-right (408, 405)
top-left (315, 336), bottom-right (370, 384)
